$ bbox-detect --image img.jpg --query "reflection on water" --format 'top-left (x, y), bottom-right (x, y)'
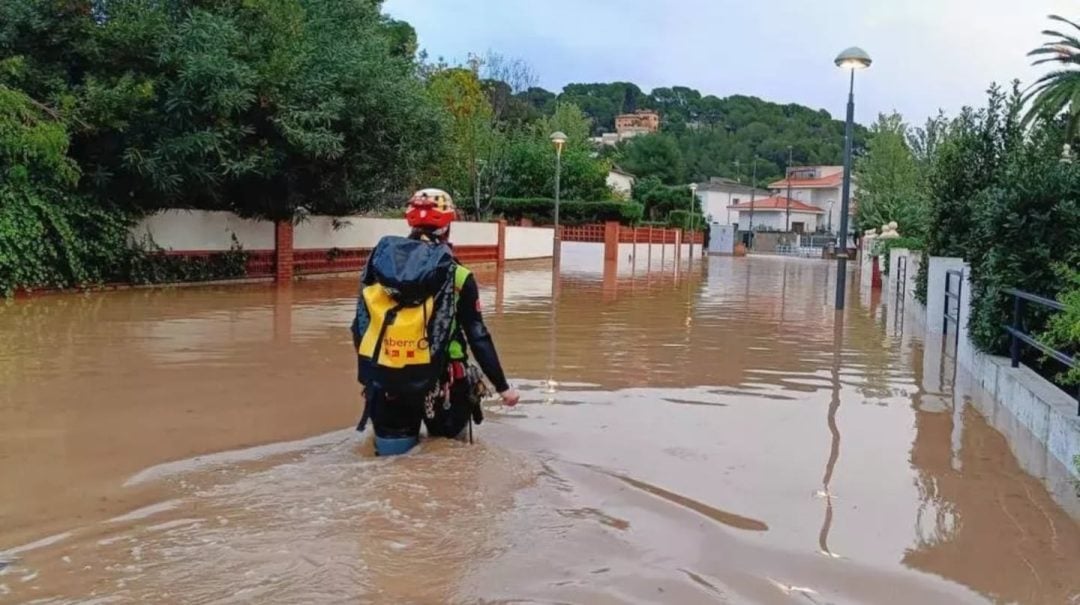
top-left (1, 247), bottom-right (1077, 604)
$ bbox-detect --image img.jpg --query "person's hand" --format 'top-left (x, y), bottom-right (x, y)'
top-left (499, 388), bottom-right (521, 407)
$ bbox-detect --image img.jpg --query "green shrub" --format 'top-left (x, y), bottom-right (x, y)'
top-left (665, 209), bottom-right (706, 230)
top-left (125, 235), bottom-right (249, 285)
top-left (871, 236), bottom-right (923, 275)
top-left (1040, 267), bottom-right (1080, 386)
top-left (491, 197), bottom-right (643, 225)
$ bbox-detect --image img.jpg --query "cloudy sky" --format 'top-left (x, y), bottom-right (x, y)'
top-left (384, 0), bottom-right (1075, 125)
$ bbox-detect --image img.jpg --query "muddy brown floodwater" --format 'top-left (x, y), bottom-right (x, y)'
top-left (1, 249), bottom-right (1078, 605)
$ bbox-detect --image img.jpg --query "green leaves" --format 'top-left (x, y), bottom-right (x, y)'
top-left (492, 198), bottom-right (643, 226)
top-left (1024, 14), bottom-right (1080, 137)
top-left (854, 112), bottom-right (928, 236)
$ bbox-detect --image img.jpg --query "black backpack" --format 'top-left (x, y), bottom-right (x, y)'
top-left (353, 236), bottom-right (456, 395)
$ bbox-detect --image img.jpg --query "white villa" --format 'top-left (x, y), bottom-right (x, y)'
top-left (766, 165), bottom-right (846, 233)
top-left (728, 196), bottom-right (825, 233)
top-left (606, 167), bottom-right (636, 198)
top-left (695, 177), bottom-right (772, 226)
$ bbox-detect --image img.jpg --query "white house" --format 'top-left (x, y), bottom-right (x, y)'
top-left (728, 196), bottom-right (825, 233)
top-left (695, 177), bottom-right (772, 226)
top-left (606, 167), bottom-right (636, 198)
top-left (767, 166), bottom-right (845, 233)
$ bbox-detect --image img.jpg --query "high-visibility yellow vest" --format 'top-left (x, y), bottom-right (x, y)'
top-left (448, 265), bottom-right (471, 361)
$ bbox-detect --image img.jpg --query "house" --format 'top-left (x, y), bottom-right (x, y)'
top-left (767, 166), bottom-right (846, 233)
top-left (615, 110), bottom-right (660, 138)
top-left (607, 167), bottom-right (636, 197)
top-left (694, 177), bottom-right (772, 226)
top-left (592, 110), bottom-right (662, 147)
top-left (728, 196), bottom-right (825, 233)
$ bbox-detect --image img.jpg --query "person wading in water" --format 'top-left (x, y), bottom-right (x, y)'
top-left (351, 188), bottom-right (520, 456)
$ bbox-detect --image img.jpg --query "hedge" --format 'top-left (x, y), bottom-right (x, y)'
top-left (491, 198), bottom-right (643, 225)
top-left (665, 209), bottom-right (707, 231)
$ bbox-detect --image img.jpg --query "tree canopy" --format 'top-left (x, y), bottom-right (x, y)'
top-left (0, 0), bottom-right (444, 220)
top-left (517, 84), bottom-right (868, 185)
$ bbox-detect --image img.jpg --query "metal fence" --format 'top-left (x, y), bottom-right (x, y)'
top-left (942, 270), bottom-right (963, 353)
top-left (1003, 288), bottom-right (1079, 415)
top-left (775, 244), bottom-right (824, 258)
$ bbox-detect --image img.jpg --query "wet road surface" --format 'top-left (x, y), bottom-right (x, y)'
top-left (1, 250), bottom-right (1078, 604)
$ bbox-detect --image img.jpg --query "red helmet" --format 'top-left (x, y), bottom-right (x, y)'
top-left (406, 188), bottom-right (456, 233)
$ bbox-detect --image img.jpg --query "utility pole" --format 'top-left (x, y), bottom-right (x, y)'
top-left (785, 145), bottom-right (793, 232)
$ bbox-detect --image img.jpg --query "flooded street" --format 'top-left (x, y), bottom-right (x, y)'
top-left (2, 250), bottom-right (1078, 604)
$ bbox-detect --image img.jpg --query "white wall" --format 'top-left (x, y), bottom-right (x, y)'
top-left (812, 188), bottom-right (840, 231)
top-left (132, 210), bottom-right (275, 251)
top-left (700, 191), bottom-right (727, 226)
top-left (506, 226), bottom-right (554, 260)
top-left (293, 216), bottom-right (408, 249)
top-left (606, 172), bottom-right (634, 197)
top-left (133, 211), bottom-right (501, 253)
top-left (445, 221), bottom-right (499, 246)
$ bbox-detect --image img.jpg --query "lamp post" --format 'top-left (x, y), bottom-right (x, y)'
top-left (689, 183), bottom-right (698, 258)
top-left (785, 145), bottom-right (793, 232)
top-left (833, 46), bottom-right (871, 311)
top-left (748, 155), bottom-right (758, 249)
top-left (828, 199), bottom-right (835, 233)
top-left (550, 131), bottom-right (567, 266)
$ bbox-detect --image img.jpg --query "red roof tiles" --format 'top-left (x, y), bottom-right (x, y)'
top-left (767, 172), bottom-right (843, 190)
top-left (727, 196), bottom-right (825, 213)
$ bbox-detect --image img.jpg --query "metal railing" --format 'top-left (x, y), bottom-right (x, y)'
top-left (776, 244), bottom-right (824, 258)
top-left (1003, 288), bottom-right (1079, 415)
top-left (946, 269), bottom-right (963, 334)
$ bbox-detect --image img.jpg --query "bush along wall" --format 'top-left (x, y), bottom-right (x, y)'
top-left (124, 236), bottom-right (249, 286)
top-left (492, 198), bottom-right (644, 225)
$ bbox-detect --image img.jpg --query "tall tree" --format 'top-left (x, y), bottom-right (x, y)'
top-left (427, 66), bottom-right (498, 216)
top-left (854, 112), bottom-right (928, 236)
top-left (0, 0), bottom-right (444, 220)
top-left (618, 134), bottom-right (685, 185)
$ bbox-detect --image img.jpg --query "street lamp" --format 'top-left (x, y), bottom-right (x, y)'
top-left (688, 183), bottom-right (699, 258)
top-left (748, 156), bottom-right (758, 249)
top-left (833, 46), bottom-right (871, 311)
top-left (550, 131), bottom-right (567, 265)
top-left (785, 145), bottom-right (793, 232)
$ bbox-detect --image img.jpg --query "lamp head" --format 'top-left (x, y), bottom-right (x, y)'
top-left (550, 131), bottom-right (568, 154)
top-left (835, 47), bottom-right (872, 70)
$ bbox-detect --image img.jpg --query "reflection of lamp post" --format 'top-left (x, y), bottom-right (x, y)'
top-left (833, 46), bottom-right (872, 311)
top-left (550, 131), bottom-right (567, 266)
top-left (828, 199), bottom-right (835, 233)
top-left (689, 183), bottom-right (698, 258)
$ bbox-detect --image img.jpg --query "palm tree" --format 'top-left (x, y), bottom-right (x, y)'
top-left (1024, 15), bottom-right (1080, 137)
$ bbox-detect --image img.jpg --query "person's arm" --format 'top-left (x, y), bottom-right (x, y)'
top-left (456, 273), bottom-right (516, 400)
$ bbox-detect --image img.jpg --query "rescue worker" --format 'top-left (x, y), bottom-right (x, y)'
top-left (352, 188), bottom-right (520, 456)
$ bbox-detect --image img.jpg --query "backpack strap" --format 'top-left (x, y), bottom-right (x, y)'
top-left (370, 302), bottom-right (405, 366)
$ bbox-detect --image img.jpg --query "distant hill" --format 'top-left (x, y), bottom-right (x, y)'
top-left (517, 83), bottom-right (867, 185)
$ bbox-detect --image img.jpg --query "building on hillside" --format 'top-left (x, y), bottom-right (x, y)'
top-left (591, 110), bottom-right (662, 147)
top-left (606, 167), bottom-right (636, 197)
top-left (728, 196), bottom-right (825, 233)
top-left (695, 177), bottom-right (772, 226)
top-left (767, 166), bottom-right (847, 233)
top-left (615, 110), bottom-right (660, 138)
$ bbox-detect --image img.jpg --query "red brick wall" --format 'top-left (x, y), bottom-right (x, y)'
top-left (275, 220), bottom-right (294, 284)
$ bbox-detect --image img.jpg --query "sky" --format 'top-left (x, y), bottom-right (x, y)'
top-left (384, 0), bottom-right (1076, 126)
